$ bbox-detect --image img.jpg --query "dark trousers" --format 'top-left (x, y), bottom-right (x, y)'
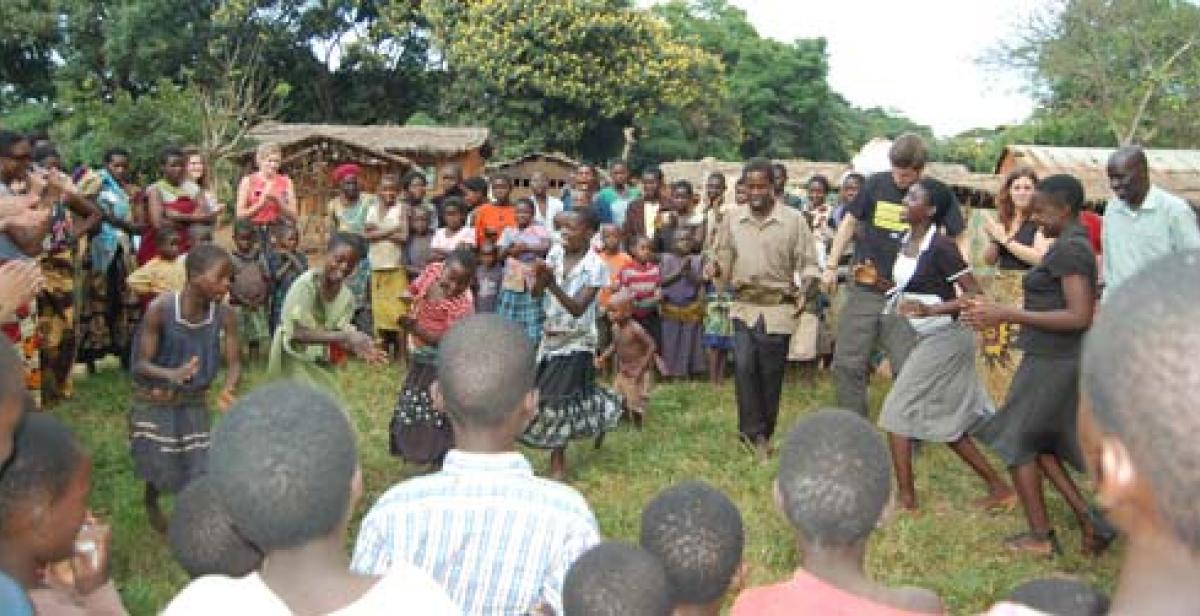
top-left (733, 317), bottom-right (790, 442)
top-left (831, 284), bottom-right (918, 417)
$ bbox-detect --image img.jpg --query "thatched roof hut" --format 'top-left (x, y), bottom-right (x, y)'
top-left (486, 151), bottom-right (612, 199)
top-left (996, 144), bottom-right (1200, 205)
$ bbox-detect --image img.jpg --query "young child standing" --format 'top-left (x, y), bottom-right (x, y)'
top-left (473, 240), bottom-right (503, 314)
top-left (405, 208), bottom-right (434, 282)
top-left (430, 198), bottom-right (475, 260)
top-left (229, 220), bottom-right (271, 363)
top-left (390, 249), bottom-right (477, 466)
top-left (618, 235), bottom-right (663, 349)
top-left (364, 173), bottom-right (409, 360)
top-left (659, 230), bottom-right (706, 379)
top-left (595, 224), bottom-right (634, 374)
top-left (496, 200), bottom-right (552, 343)
top-left (127, 226), bottom-right (186, 307)
top-left (595, 291), bottom-right (655, 428)
top-left (266, 223), bottom-right (307, 332)
top-left (474, 174), bottom-right (519, 247)
top-left (130, 244), bottom-right (240, 532)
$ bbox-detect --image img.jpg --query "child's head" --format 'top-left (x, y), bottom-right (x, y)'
top-left (608, 290), bottom-right (634, 324)
top-left (411, 208), bottom-right (432, 236)
top-left (209, 382), bottom-right (359, 554)
top-left (552, 211), bottom-right (570, 233)
top-left (599, 223), bottom-right (623, 253)
top-left (403, 170), bottom-right (428, 202)
top-left (671, 228), bottom-right (694, 257)
top-left (233, 219), bottom-right (257, 254)
top-left (188, 224), bottom-right (214, 246)
top-left (640, 481), bottom-right (745, 610)
top-left (378, 173), bottom-right (401, 205)
top-left (563, 542), bottom-right (672, 616)
top-left (157, 226), bottom-right (184, 261)
top-left (433, 315), bottom-right (537, 444)
top-left (322, 232), bottom-right (366, 292)
top-left (442, 197), bottom-right (466, 231)
top-left (670, 180), bottom-right (695, 212)
top-left (439, 248), bottom-right (477, 299)
top-left (168, 476), bottom-right (262, 579)
top-left (0, 414), bottom-right (91, 570)
top-left (1081, 252), bottom-right (1200, 554)
top-left (807, 174), bottom-right (831, 207)
top-left (562, 209), bottom-right (598, 253)
top-left (610, 159), bottom-right (630, 188)
top-left (478, 240), bottom-right (499, 269)
top-left (272, 222), bottom-right (300, 253)
top-left (184, 244), bottom-right (234, 302)
top-left (463, 176), bottom-right (489, 207)
top-left (641, 168), bottom-right (664, 202)
top-left (0, 341), bottom-right (29, 464)
top-left (632, 235), bottom-right (655, 264)
top-left (514, 198), bottom-right (536, 228)
top-left (491, 174), bottom-right (513, 204)
top-left (705, 172), bottom-right (726, 203)
top-left (1003, 578), bottom-right (1109, 616)
top-left (777, 408), bottom-right (891, 549)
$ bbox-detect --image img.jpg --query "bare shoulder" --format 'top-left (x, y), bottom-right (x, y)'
top-left (887, 585), bottom-right (944, 614)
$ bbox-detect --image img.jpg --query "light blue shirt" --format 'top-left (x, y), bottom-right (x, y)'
top-left (351, 451), bottom-right (600, 616)
top-left (1102, 185), bottom-right (1200, 298)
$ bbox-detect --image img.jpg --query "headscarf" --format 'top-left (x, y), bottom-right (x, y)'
top-left (331, 163), bottom-right (362, 185)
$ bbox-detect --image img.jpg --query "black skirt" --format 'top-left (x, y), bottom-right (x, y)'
top-left (520, 351), bottom-right (623, 450)
top-left (977, 353), bottom-right (1085, 471)
top-left (129, 391), bottom-right (210, 493)
top-left (390, 358), bottom-right (452, 464)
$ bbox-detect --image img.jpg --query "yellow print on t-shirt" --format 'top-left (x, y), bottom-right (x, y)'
top-left (873, 200), bottom-right (909, 233)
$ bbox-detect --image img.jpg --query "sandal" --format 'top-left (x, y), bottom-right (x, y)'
top-left (1082, 506), bottom-right (1118, 556)
top-left (1004, 529), bottom-right (1061, 557)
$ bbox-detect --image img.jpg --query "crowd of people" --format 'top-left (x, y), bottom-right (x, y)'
top-left (0, 125), bottom-right (1199, 614)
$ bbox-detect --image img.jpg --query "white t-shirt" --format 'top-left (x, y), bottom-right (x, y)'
top-left (364, 202), bottom-right (407, 270)
top-left (163, 563), bottom-right (461, 615)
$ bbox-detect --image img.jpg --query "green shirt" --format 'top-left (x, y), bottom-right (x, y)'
top-left (1102, 185), bottom-right (1200, 298)
top-left (267, 269), bottom-right (357, 391)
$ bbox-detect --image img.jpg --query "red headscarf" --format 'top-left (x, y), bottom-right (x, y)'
top-left (331, 163), bottom-right (362, 185)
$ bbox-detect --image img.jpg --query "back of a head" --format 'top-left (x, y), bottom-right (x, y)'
top-left (1006, 578), bottom-right (1109, 616)
top-left (777, 409), bottom-right (891, 545)
top-left (639, 480), bottom-right (744, 605)
top-left (563, 542), bottom-right (672, 616)
top-left (1082, 251), bottom-right (1200, 550)
top-left (168, 476), bottom-right (262, 578)
top-left (185, 243), bottom-right (231, 279)
top-left (208, 382), bottom-right (357, 552)
top-left (0, 414), bottom-right (84, 529)
top-left (438, 315), bottom-right (535, 429)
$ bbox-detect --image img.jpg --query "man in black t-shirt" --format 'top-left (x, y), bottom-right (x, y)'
top-left (822, 134), bottom-right (967, 417)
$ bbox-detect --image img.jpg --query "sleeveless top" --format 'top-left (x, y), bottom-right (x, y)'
top-left (138, 180), bottom-right (201, 264)
top-left (246, 172), bottom-right (290, 225)
top-left (996, 219), bottom-right (1038, 270)
top-left (133, 293), bottom-right (222, 393)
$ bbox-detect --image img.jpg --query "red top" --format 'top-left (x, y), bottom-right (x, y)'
top-left (472, 203), bottom-right (519, 247)
top-left (408, 262), bottom-right (475, 349)
top-left (732, 569), bottom-right (943, 616)
top-left (1079, 210), bottom-right (1103, 254)
top-left (617, 261), bottom-right (661, 319)
top-left (137, 186), bottom-right (198, 266)
top-left (246, 172), bottom-right (291, 225)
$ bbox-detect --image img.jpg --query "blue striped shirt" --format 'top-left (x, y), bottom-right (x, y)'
top-left (351, 451), bottom-right (600, 615)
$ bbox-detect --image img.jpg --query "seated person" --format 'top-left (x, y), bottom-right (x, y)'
top-left (986, 577), bottom-right (1108, 616)
top-left (167, 476), bottom-right (261, 579)
top-left (164, 382), bottom-right (459, 615)
top-left (640, 481), bottom-right (745, 616)
top-left (352, 315), bottom-right (601, 615)
top-left (563, 541), bottom-right (672, 616)
top-left (0, 414), bottom-right (128, 615)
top-left (732, 409), bottom-right (943, 615)
top-left (1079, 252), bottom-right (1200, 615)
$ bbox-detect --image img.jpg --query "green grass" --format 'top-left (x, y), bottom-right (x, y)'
top-left (57, 360), bottom-right (1119, 615)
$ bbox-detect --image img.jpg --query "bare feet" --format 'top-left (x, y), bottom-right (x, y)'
top-left (753, 437), bottom-right (772, 463)
top-left (1004, 530), bottom-right (1060, 557)
top-left (974, 485), bottom-right (1017, 511)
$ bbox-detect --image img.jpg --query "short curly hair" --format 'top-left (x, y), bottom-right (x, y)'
top-left (168, 476), bottom-right (262, 578)
top-left (563, 542), bottom-right (672, 616)
top-left (639, 481), bottom-right (744, 605)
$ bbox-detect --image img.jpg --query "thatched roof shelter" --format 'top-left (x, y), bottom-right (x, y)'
top-left (486, 151), bottom-right (610, 199)
top-left (997, 145), bottom-right (1200, 205)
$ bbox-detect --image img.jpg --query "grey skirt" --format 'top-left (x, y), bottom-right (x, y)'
top-left (879, 323), bottom-right (994, 442)
top-left (129, 390), bottom-right (211, 493)
top-left (976, 353), bottom-right (1085, 471)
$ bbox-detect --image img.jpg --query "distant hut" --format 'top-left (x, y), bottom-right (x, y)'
top-left (997, 144), bottom-right (1200, 206)
top-left (486, 152), bottom-right (583, 199)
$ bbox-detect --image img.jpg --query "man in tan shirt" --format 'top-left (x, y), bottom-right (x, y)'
top-left (710, 159), bottom-right (819, 459)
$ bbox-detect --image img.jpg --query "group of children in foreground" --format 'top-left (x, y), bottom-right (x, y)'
top-left (3, 250), bottom-right (1199, 613)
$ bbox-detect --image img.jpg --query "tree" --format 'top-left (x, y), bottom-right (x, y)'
top-left (422, 0), bottom-right (725, 161)
top-left (993, 0), bottom-right (1200, 146)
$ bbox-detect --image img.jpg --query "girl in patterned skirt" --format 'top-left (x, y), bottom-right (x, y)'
top-left (390, 249), bottom-right (476, 466)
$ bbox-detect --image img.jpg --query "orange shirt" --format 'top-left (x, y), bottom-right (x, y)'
top-left (473, 203), bottom-right (518, 247)
top-left (732, 569), bottom-right (943, 616)
top-left (597, 250), bottom-right (634, 312)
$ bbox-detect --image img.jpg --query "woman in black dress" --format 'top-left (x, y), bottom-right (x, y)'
top-left (967, 174), bottom-right (1115, 556)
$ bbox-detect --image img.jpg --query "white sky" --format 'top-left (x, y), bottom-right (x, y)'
top-left (711, 0), bottom-right (1048, 137)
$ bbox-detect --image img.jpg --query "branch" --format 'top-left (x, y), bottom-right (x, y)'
top-left (1125, 36), bottom-right (1196, 144)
